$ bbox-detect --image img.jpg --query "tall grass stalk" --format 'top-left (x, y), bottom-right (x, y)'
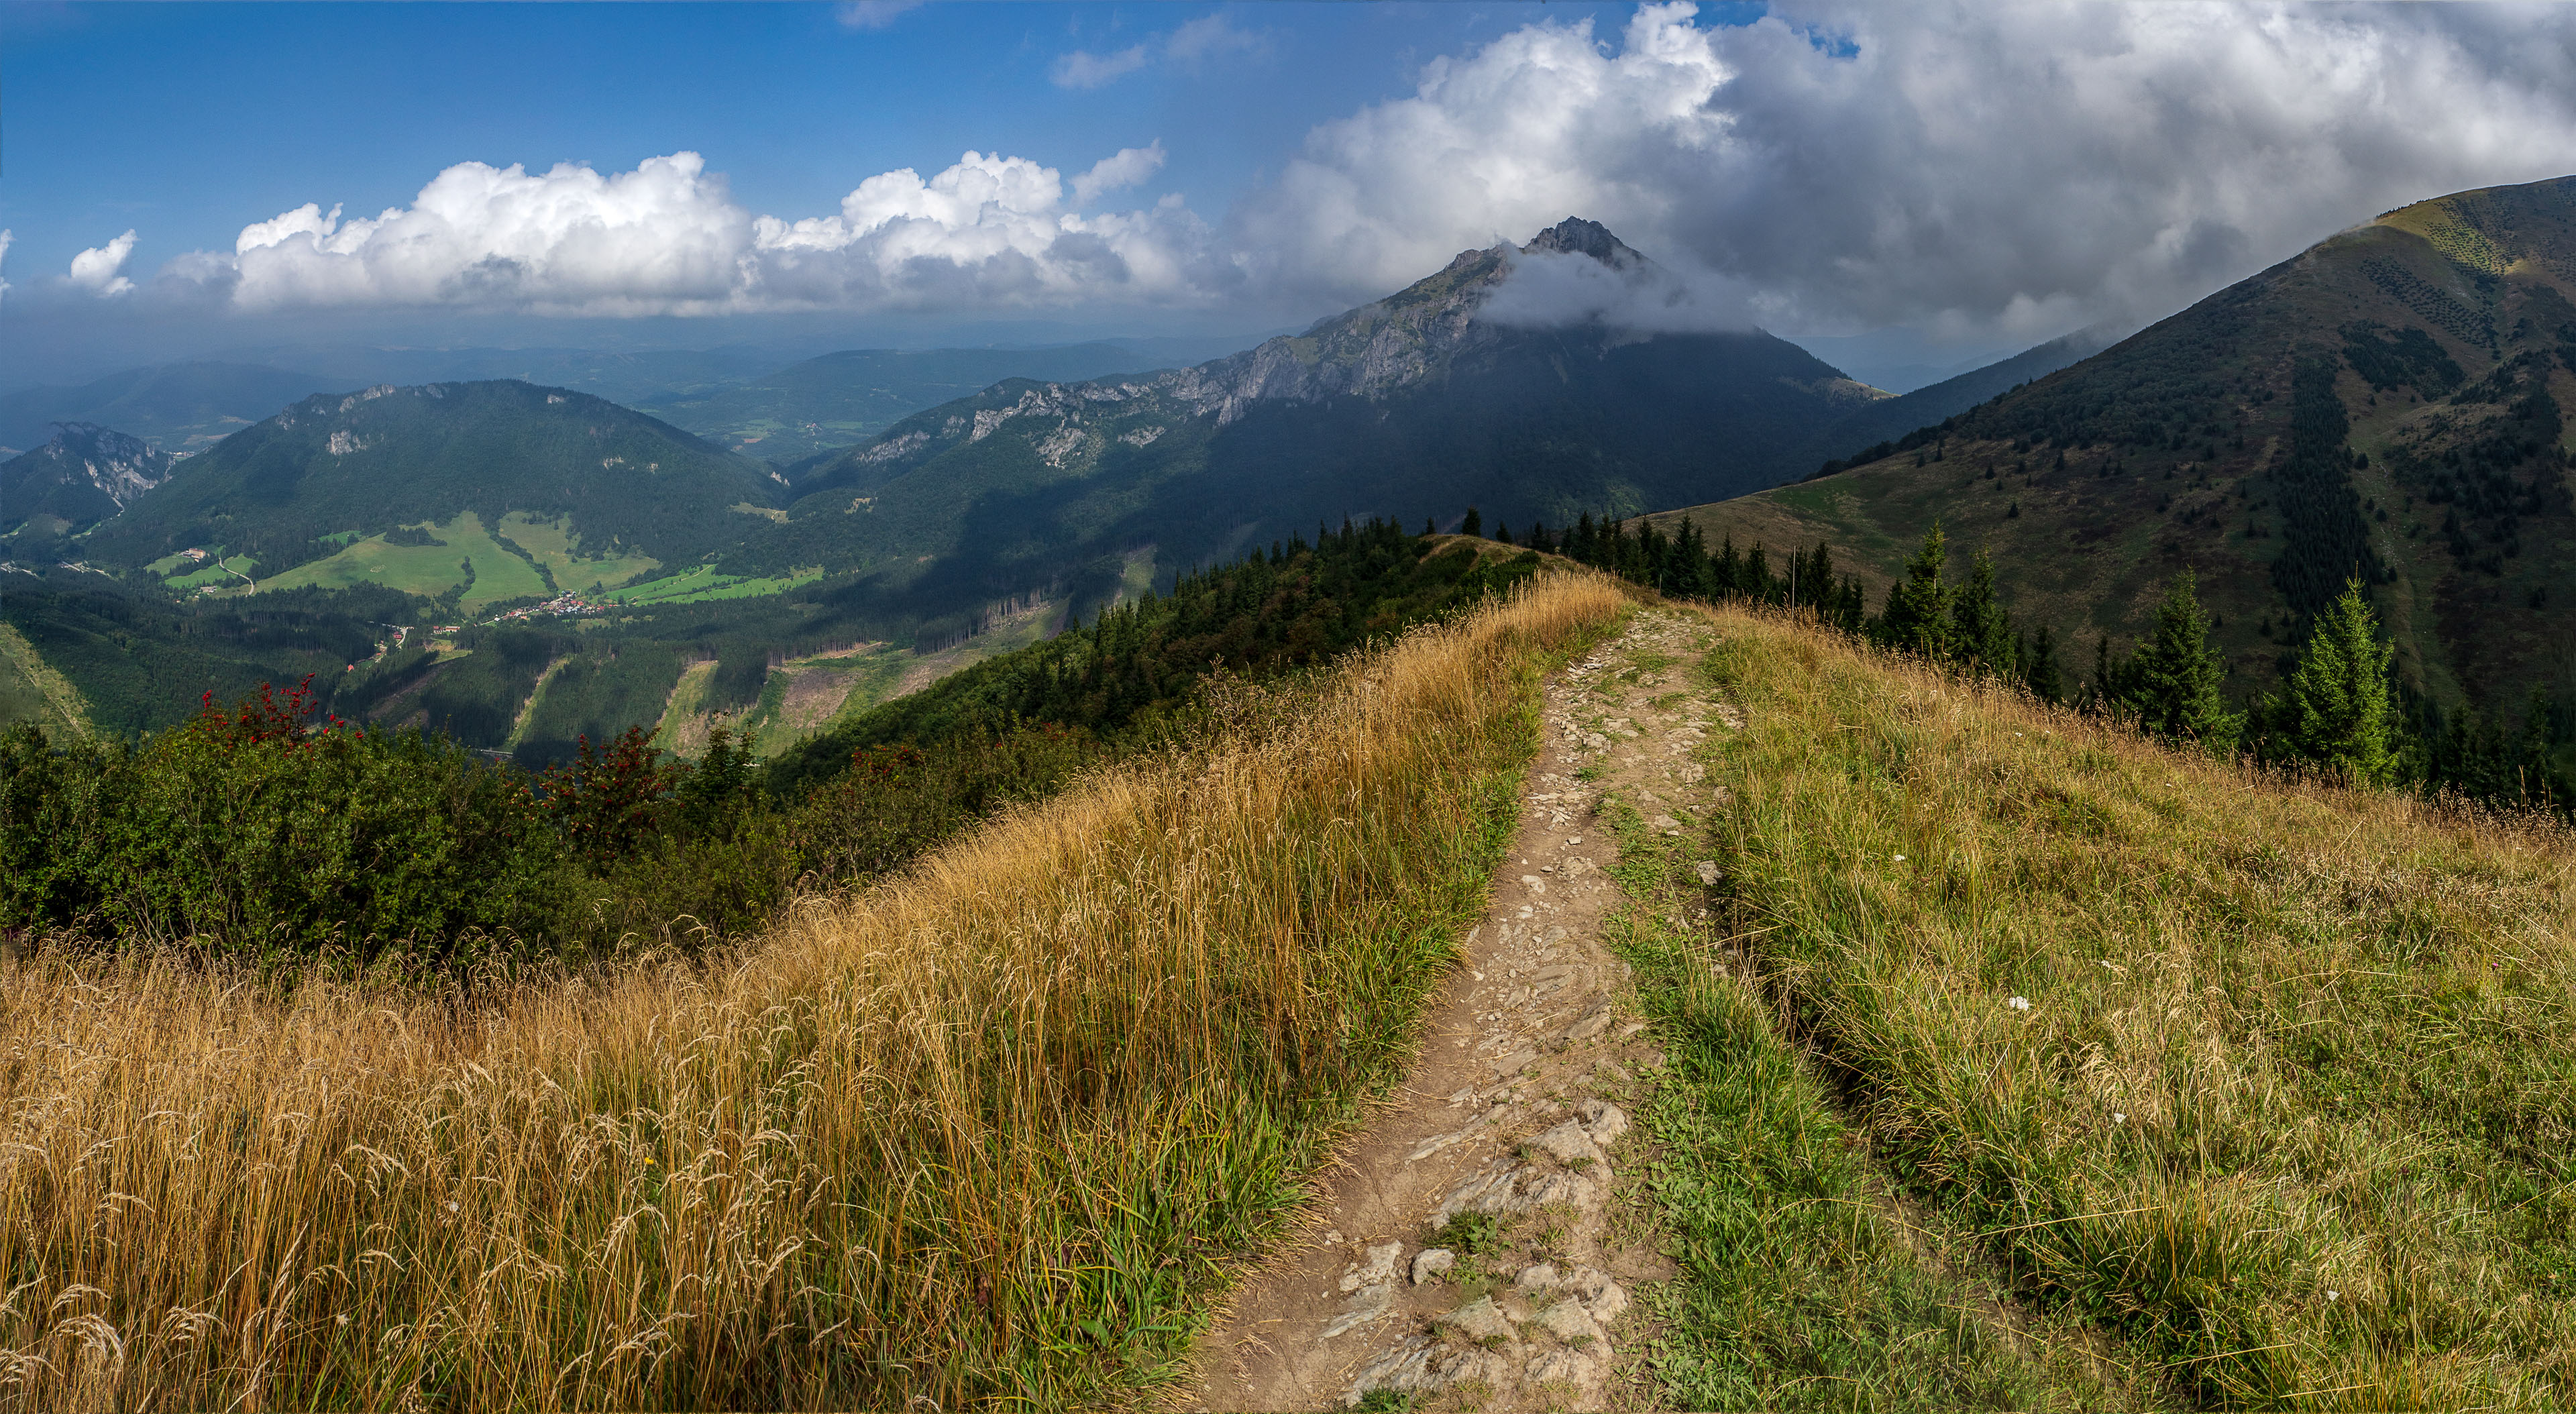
top-left (0, 574), bottom-right (1628, 1412)
top-left (1689, 601), bottom-right (2576, 1408)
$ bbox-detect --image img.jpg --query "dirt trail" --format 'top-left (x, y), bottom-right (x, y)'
top-left (1191, 610), bottom-right (1727, 1412)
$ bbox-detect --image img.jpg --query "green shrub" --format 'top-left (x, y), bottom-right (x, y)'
top-left (3, 679), bottom-right (566, 961)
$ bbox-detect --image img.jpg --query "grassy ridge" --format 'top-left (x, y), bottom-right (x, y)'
top-left (1603, 791), bottom-right (2153, 1411)
top-left (1686, 601), bottom-right (2576, 1407)
top-left (0, 572), bottom-right (1626, 1411)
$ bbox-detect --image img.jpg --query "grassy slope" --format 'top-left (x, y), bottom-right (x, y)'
top-left (257, 510), bottom-right (549, 611)
top-left (1670, 600), bottom-right (2576, 1407)
top-left (0, 572), bottom-right (1628, 1412)
top-left (1651, 176), bottom-right (2576, 712)
top-left (0, 622), bottom-right (93, 738)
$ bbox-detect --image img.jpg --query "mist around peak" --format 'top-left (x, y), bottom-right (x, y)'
top-left (1477, 219), bottom-right (1757, 337)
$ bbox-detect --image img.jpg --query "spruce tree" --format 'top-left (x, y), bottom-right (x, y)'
top-left (2277, 576), bottom-right (2396, 784)
top-left (2022, 624), bottom-right (2063, 703)
top-left (1877, 523), bottom-right (1953, 659)
top-left (1462, 507), bottom-right (1483, 537)
top-left (2128, 569), bottom-right (2240, 752)
top-left (1950, 547), bottom-right (2015, 675)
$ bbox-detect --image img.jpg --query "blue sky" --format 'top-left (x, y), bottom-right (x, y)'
top-left (8, 1), bottom-right (2576, 389)
top-left (4, 3), bottom-right (1640, 305)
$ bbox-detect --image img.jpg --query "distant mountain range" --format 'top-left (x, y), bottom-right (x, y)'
top-left (1, 212), bottom-right (2161, 757)
top-left (0, 362), bottom-right (356, 456)
top-left (1656, 173), bottom-right (2576, 717)
top-left (634, 342), bottom-right (1195, 466)
top-left (733, 218), bottom-right (1888, 622)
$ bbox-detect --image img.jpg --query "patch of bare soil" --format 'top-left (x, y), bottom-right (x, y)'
top-left (1189, 612), bottom-right (1725, 1412)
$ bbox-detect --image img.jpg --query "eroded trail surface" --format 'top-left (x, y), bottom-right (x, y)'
top-left (1193, 612), bottom-right (1727, 1412)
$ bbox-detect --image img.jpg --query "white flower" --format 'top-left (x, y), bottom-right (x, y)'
top-left (2007, 995), bottom-right (2031, 1011)
top-left (2326, 1289), bottom-right (2340, 1301)
top-left (1893, 854), bottom-right (1907, 862)
top-left (445, 1201), bottom-right (460, 1213)
top-left (337, 1313), bottom-right (351, 1327)
top-left (2112, 1111), bottom-right (2127, 1124)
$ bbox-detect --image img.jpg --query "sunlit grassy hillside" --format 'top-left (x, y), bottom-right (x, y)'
top-left (0, 573), bottom-right (1627, 1412)
top-left (1679, 600), bottom-right (2576, 1407)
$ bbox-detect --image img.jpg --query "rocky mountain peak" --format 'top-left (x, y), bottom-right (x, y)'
top-left (1521, 217), bottom-right (1644, 270)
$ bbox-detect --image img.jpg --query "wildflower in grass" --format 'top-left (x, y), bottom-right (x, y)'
top-left (2007, 995), bottom-right (2031, 1011)
top-left (1894, 854), bottom-right (1907, 861)
top-left (2112, 1111), bottom-right (2127, 1124)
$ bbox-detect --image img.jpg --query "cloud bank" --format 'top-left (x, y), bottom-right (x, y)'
top-left (185, 149), bottom-right (1221, 318)
top-left (113, 1), bottom-right (2576, 339)
top-left (1240, 1), bottom-right (2576, 338)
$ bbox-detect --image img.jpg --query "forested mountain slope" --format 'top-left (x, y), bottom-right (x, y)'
top-left (722, 219), bottom-right (1882, 627)
top-left (1654, 174), bottom-right (2576, 718)
top-left (85, 380), bottom-right (784, 587)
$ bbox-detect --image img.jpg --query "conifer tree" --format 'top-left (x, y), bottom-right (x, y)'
top-left (2127, 568), bottom-right (2240, 753)
top-left (1462, 507), bottom-right (1483, 537)
top-left (2022, 624), bottom-right (2063, 703)
top-left (1877, 523), bottom-right (1953, 659)
top-left (2275, 577), bottom-right (2396, 784)
top-left (1950, 547), bottom-right (2015, 675)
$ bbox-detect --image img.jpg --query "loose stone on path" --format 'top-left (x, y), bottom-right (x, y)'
top-left (1189, 611), bottom-right (1727, 1412)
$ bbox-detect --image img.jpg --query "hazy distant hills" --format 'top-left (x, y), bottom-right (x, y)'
top-left (635, 341), bottom-right (1193, 465)
top-left (0, 424), bottom-right (180, 547)
top-left (0, 362), bottom-right (356, 456)
top-left (1808, 326), bottom-right (2122, 468)
top-left (744, 218), bottom-right (1884, 620)
top-left (85, 381), bottom-right (782, 599)
top-left (1655, 174), bottom-right (2576, 714)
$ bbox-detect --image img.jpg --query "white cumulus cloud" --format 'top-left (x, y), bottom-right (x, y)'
top-left (1234, 1), bottom-right (2576, 339)
top-left (127, 1), bottom-right (2576, 337)
top-left (67, 229), bottom-right (138, 297)
top-left (195, 147), bottom-right (1216, 317)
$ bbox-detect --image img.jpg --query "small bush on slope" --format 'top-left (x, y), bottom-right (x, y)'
top-left (1688, 599), bottom-right (2576, 1407)
top-left (0, 572), bottom-right (1627, 1412)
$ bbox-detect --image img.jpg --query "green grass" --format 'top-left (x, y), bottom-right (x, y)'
top-left (157, 553), bottom-right (256, 591)
top-left (1684, 600), bottom-right (2576, 1407)
top-left (256, 511), bottom-right (548, 611)
top-left (606, 562), bottom-right (823, 606)
top-left (1603, 779), bottom-right (2155, 1411)
top-left (494, 511), bottom-right (661, 593)
top-left (0, 622), bottom-right (91, 738)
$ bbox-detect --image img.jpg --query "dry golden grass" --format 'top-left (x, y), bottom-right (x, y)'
top-left (1688, 600), bottom-right (2576, 1408)
top-left (0, 573), bottom-right (1629, 1412)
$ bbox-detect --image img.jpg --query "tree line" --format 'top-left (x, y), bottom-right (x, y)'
top-left (1453, 508), bottom-right (2570, 814)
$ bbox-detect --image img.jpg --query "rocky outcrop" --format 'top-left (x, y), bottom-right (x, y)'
top-left (0, 423), bottom-right (178, 538)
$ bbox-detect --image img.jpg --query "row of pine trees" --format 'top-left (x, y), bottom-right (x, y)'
top-left (1453, 509), bottom-right (2568, 812)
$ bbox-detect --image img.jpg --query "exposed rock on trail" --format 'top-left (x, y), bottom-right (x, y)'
top-left (1191, 612), bottom-right (1725, 1411)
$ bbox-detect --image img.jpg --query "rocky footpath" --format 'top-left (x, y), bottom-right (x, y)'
top-left (1191, 611), bottom-right (1727, 1411)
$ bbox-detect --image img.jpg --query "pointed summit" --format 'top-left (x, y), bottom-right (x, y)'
top-left (1521, 217), bottom-right (1646, 270)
